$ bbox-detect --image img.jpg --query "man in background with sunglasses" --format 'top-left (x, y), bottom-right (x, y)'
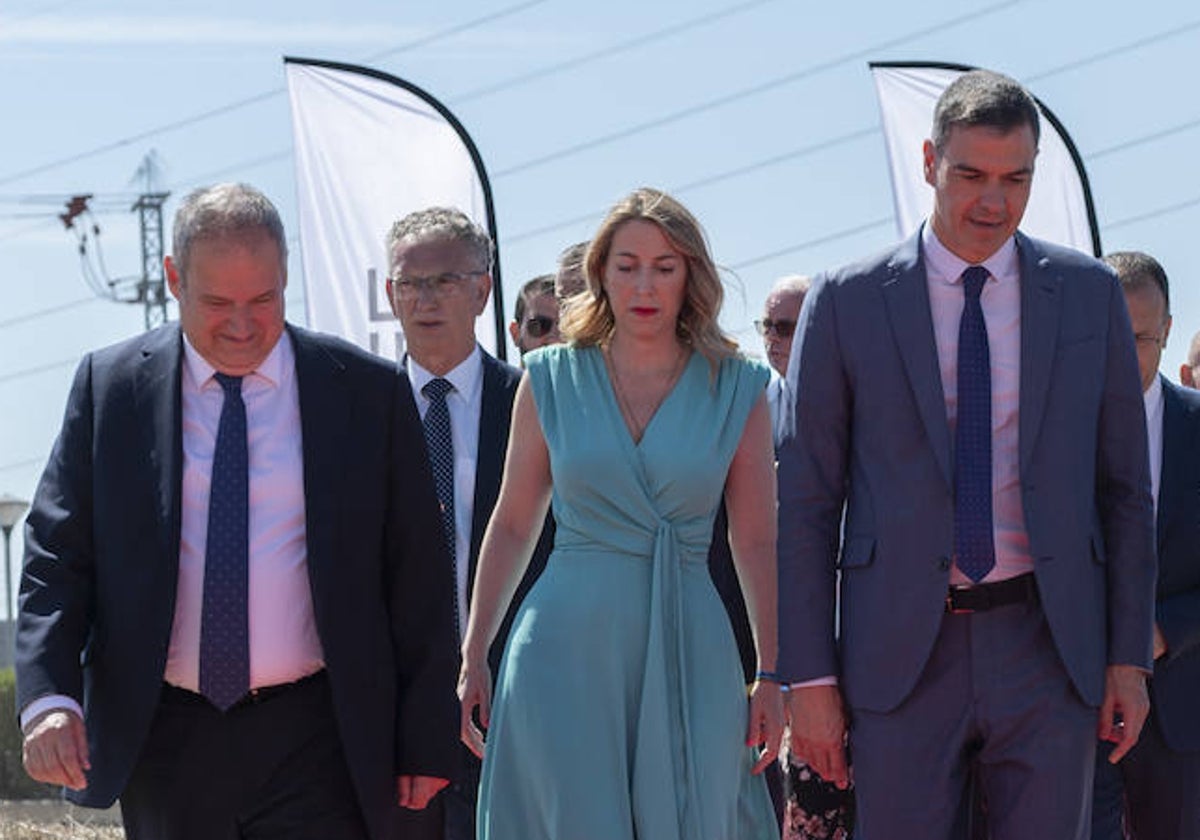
top-left (757, 274), bottom-right (811, 450)
top-left (385, 207), bottom-right (550, 840)
top-left (508, 274), bottom-right (561, 360)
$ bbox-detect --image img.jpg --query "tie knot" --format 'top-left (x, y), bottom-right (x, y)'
top-left (962, 266), bottom-right (989, 300)
top-left (213, 372), bottom-right (243, 396)
top-left (423, 377), bottom-right (454, 402)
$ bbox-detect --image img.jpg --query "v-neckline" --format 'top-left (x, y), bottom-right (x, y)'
top-left (595, 345), bottom-right (694, 450)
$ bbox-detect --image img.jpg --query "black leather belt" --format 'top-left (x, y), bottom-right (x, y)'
top-left (945, 573), bottom-right (1038, 614)
top-left (162, 669), bottom-right (326, 711)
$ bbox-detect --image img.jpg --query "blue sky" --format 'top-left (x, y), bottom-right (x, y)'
top-left (2, 0), bottom-right (1198, 592)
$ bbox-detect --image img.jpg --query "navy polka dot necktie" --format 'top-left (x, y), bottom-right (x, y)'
top-left (422, 377), bottom-right (458, 632)
top-left (199, 372), bottom-right (250, 711)
top-left (954, 266), bottom-right (996, 583)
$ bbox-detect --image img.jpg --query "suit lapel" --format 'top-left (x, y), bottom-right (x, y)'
top-left (1016, 233), bottom-right (1063, 473)
top-left (1157, 378), bottom-right (1192, 549)
top-left (470, 353), bottom-right (508, 581)
top-left (291, 326), bottom-right (350, 604)
top-left (134, 325), bottom-right (184, 571)
top-left (881, 230), bottom-right (953, 489)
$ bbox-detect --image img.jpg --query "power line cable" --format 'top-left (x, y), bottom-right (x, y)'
top-left (0, 0), bottom-right (549, 188)
top-left (0, 297), bottom-right (98, 330)
top-left (168, 0), bottom-right (795, 189)
top-left (492, 0), bottom-right (1022, 178)
top-left (1104, 195), bottom-right (1200, 233)
top-left (453, 0), bottom-right (783, 103)
top-left (0, 356), bottom-right (78, 385)
top-left (504, 126), bottom-right (879, 244)
top-left (728, 217), bottom-right (894, 271)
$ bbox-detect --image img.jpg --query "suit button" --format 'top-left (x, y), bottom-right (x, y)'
top-left (938, 556), bottom-right (951, 571)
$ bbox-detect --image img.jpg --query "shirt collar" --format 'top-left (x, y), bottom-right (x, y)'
top-left (407, 344), bottom-right (484, 402)
top-left (921, 222), bottom-right (1019, 287)
top-left (181, 330), bottom-right (291, 391)
top-left (1144, 372), bottom-right (1164, 418)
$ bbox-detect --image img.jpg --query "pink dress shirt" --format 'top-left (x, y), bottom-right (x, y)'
top-left (922, 225), bottom-right (1035, 585)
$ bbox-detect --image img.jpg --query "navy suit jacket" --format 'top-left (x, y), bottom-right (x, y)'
top-left (1151, 377), bottom-right (1200, 750)
top-left (15, 324), bottom-right (460, 840)
top-left (777, 228), bottom-right (1158, 712)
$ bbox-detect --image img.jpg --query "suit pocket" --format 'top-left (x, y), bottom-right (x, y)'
top-left (838, 536), bottom-right (876, 569)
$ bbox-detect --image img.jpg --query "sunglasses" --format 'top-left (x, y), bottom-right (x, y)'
top-left (524, 315), bottom-right (558, 338)
top-left (754, 318), bottom-right (796, 338)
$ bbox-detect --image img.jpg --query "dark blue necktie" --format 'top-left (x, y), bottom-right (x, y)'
top-left (199, 372), bottom-right (250, 711)
top-left (955, 266), bottom-right (996, 583)
top-left (422, 378), bottom-right (458, 631)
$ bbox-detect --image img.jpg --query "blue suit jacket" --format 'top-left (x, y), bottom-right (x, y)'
top-left (16, 324), bottom-right (460, 840)
top-left (1151, 377), bottom-right (1200, 750)
top-left (777, 228), bottom-right (1157, 713)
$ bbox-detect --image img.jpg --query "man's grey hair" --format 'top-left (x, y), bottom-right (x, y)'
top-left (769, 274), bottom-right (812, 300)
top-left (386, 207), bottom-right (493, 273)
top-left (172, 183), bottom-right (287, 277)
top-left (1188, 331), bottom-right (1200, 369)
top-left (932, 69), bottom-right (1041, 153)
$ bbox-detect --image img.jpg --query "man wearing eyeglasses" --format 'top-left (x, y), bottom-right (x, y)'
top-left (507, 274), bottom-right (560, 359)
top-left (384, 207), bottom-right (549, 840)
top-left (1091, 251), bottom-right (1200, 840)
top-left (756, 274), bottom-right (810, 450)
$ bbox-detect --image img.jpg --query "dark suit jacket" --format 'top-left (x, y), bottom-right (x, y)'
top-left (15, 324), bottom-right (459, 840)
top-left (1151, 377), bottom-right (1200, 751)
top-left (778, 228), bottom-right (1158, 712)
top-left (465, 350), bottom-right (552, 678)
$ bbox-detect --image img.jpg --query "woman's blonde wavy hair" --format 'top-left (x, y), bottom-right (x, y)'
top-left (559, 187), bottom-right (739, 371)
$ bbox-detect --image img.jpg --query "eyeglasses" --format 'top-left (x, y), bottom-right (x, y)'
top-left (523, 315), bottom-right (558, 338)
top-left (754, 318), bottom-right (796, 338)
top-left (391, 271), bottom-right (485, 300)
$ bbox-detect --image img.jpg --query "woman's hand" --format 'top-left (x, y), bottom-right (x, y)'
top-left (746, 679), bottom-right (785, 774)
top-left (457, 654), bottom-right (492, 759)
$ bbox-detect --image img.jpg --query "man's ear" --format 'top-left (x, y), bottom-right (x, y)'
top-left (165, 255), bottom-right (183, 300)
top-left (922, 139), bottom-right (938, 188)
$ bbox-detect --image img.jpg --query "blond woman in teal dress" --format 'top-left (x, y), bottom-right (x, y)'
top-left (458, 187), bottom-right (783, 840)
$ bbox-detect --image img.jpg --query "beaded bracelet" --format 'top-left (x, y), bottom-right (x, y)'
top-left (754, 670), bottom-right (783, 683)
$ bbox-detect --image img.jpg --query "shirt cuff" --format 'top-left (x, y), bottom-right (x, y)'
top-left (788, 676), bottom-right (838, 690)
top-left (21, 695), bottom-right (84, 733)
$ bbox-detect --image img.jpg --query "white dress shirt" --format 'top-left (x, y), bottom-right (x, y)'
top-left (406, 346), bottom-right (484, 637)
top-left (1144, 374), bottom-right (1164, 516)
top-left (923, 224), bottom-right (1035, 585)
top-left (23, 331), bottom-right (324, 729)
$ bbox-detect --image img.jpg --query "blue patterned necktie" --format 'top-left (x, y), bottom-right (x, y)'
top-left (199, 372), bottom-right (250, 711)
top-left (422, 377), bottom-right (458, 632)
top-left (955, 266), bottom-right (996, 583)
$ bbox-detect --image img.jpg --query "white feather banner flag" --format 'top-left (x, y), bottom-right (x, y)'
top-left (285, 57), bottom-right (505, 361)
top-left (870, 62), bottom-right (1100, 256)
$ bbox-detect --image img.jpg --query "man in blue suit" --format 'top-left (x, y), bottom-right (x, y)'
top-left (777, 70), bottom-right (1157, 839)
top-left (17, 183), bottom-right (459, 840)
top-left (1091, 251), bottom-right (1200, 840)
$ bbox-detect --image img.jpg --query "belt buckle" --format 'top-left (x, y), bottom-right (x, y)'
top-left (946, 587), bottom-right (975, 615)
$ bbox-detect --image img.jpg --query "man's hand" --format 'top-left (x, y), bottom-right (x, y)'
top-left (396, 775), bottom-right (450, 810)
top-left (785, 684), bottom-right (850, 788)
top-left (22, 709), bottom-right (89, 790)
top-left (1152, 623), bottom-right (1167, 660)
top-left (1098, 664), bottom-right (1150, 764)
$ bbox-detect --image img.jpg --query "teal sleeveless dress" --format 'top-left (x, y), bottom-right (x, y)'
top-left (477, 344), bottom-right (776, 840)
